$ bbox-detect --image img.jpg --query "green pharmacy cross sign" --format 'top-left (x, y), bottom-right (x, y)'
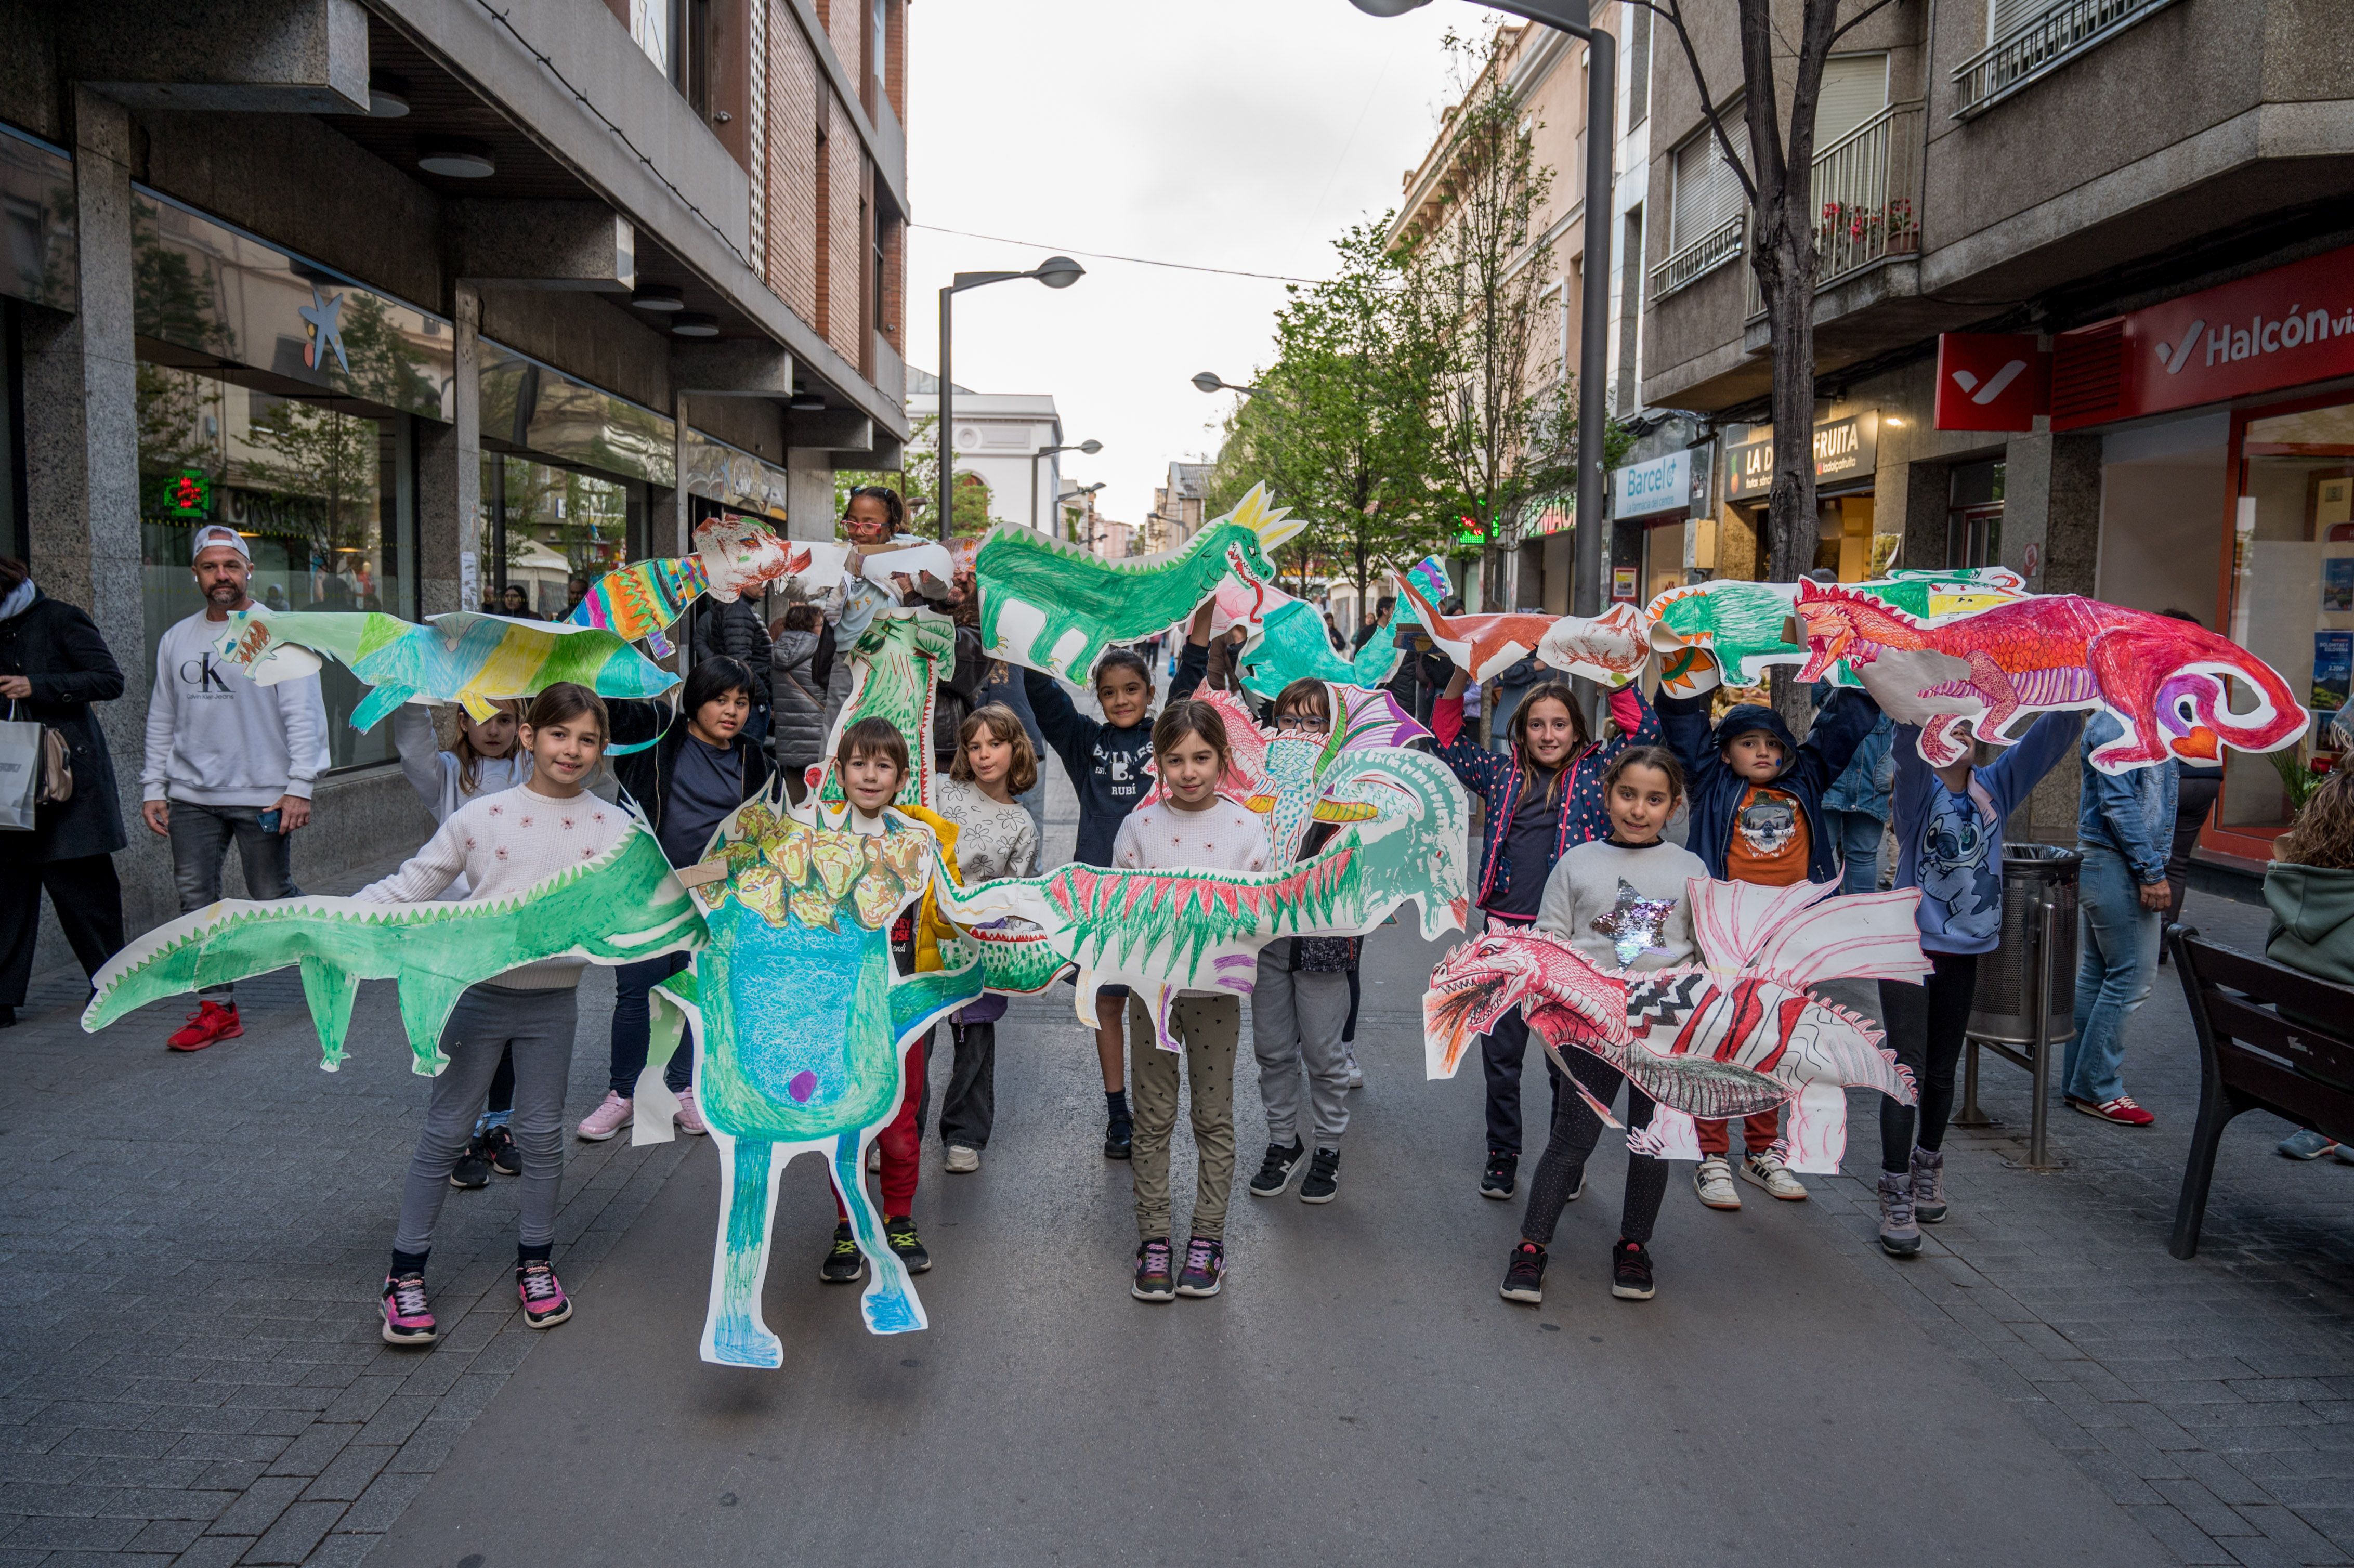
top-left (162, 468), bottom-right (212, 519)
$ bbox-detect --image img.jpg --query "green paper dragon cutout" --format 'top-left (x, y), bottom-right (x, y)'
top-left (975, 482), bottom-right (1305, 680)
top-left (80, 823), bottom-right (705, 1074)
top-left (810, 606), bottom-right (957, 808)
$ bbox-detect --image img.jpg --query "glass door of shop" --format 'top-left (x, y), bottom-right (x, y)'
top-left (481, 451), bottom-right (645, 620)
top-left (2217, 395), bottom-right (2354, 856)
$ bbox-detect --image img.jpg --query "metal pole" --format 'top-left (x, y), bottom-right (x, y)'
top-left (1954, 1039), bottom-right (1995, 1127)
top-left (2024, 896), bottom-right (2061, 1171)
top-left (937, 284), bottom-right (954, 542)
top-left (1572, 27), bottom-right (1613, 623)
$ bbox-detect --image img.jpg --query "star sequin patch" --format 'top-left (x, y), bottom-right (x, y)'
top-left (1591, 878), bottom-right (1677, 966)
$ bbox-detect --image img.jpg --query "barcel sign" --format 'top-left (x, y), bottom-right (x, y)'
top-left (1724, 412), bottom-right (1879, 502)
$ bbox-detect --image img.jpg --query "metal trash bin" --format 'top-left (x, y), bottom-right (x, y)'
top-left (1969, 844), bottom-right (2081, 1046)
top-left (1956, 843), bottom-right (2081, 1170)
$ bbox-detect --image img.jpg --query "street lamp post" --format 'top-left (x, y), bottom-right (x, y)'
top-left (938, 255), bottom-right (1086, 542)
top-left (1191, 371), bottom-right (1264, 397)
top-left (1030, 438), bottom-right (1103, 532)
top-left (1346, 0), bottom-right (1612, 624)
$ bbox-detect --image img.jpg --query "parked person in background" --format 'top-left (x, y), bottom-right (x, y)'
top-left (563, 577), bottom-right (589, 619)
top-left (1816, 680), bottom-right (1896, 894)
top-left (692, 594), bottom-right (774, 747)
top-left (768, 603), bottom-right (831, 803)
top-left (1352, 597), bottom-right (1395, 654)
top-left (933, 705), bottom-right (1041, 1174)
top-left (142, 525), bottom-right (328, 1052)
top-left (391, 699), bottom-right (530, 1188)
top-left (0, 556), bottom-right (126, 1029)
top-left (2257, 767), bottom-right (2354, 1163)
top-left (2067, 711), bottom-right (2175, 1128)
top-left (576, 657), bottom-right (775, 1142)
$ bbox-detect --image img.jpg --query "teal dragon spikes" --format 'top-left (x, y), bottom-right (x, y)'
top-left (80, 824), bottom-right (704, 1074)
top-left (975, 482), bottom-right (1304, 680)
top-left (810, 606), bottom-right (956, 808)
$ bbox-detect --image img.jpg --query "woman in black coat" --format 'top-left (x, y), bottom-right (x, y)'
top-left (0, 557), bottom-right (127, 1024)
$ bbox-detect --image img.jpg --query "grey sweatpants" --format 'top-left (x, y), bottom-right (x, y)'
top-left (395, 982), bottom-right (579, 1256)
top-left (1252, 943), bottom-right (1352, 1147)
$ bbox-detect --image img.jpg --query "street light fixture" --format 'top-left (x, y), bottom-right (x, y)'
top-left (1192, 371), bottom-right (1263, 397)
top-left (938, 256), bottom-right (1087, 541)
top-left (1345, 0), bottom-right (1612, 623)
top-left (1030, 439), bottom-right (1104, 531)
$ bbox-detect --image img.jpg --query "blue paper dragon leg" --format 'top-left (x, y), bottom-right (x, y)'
top-left (707, 1134), bottom-right (786, 1368)
top-left (830, 1132), bottom-right (925, 1335)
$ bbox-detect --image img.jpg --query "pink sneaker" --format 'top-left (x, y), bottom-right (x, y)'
top-left (575, 1090), bottom-right (633, 1142)
top-left (517, 1259), bottom-right (571, 1328)
top-left (673, 1086), bottom-right (708, 1136)
top-left (381, 1272), bottom-right (437, 1347)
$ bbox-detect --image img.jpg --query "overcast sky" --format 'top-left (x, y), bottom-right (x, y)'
top-left (905, 1), bottom-right (1506, 527)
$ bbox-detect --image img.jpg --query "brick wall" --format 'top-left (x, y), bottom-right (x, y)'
top-left (764, 0), bottom-right (818, 325)
top-left (877, 214), bottom-right (901, 352)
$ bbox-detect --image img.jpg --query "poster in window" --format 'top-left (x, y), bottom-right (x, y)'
top-left (2314, 631), bottom-right (2352, 715)
top-left (2326, 557), bottom-right (2354, 613)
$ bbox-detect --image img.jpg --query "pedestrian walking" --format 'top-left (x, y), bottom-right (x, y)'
top-left (1501, 746), bottom-right (1700, 1308)
top-left (576, 657), bottom-right (775, 1142)
top-left (0, 557), bottom-right (126, 1027)
top-left (1430, 664), bottom-right (1657, 1202)
top-left (1657, 683), bottom-right (1882, 1209)
top-left (1115, 698), bottom-right (1268, 1303)
top-left (1246, 680), bottom-right (1359, 1207)
top-left (1023, 607), bottom-right (1210, 1159)
top-left (391, 700), bottom-right (531, 1188)
top-left (2066, 711), bottom-right (2175, 1128)
top-left (2263, 769), bottom-right (2354, 1163)
top-left (768, 603), bottom-right (831, 802)
top-left (368, 683), bottom-right (619, 1346)
top-left (141, 524), bottom-right (328, 1051)
top-left (1875, 712), bottom-right (2084, 1256)
top-left (817, 718), bottom-right (937, 1285)
top-left (932, 705), bottom-right (1040, 1174)
top-left (1816, 681), bottom-right (1895, 895)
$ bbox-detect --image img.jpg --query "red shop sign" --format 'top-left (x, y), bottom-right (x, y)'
top-left (2052, 245), bottom-right (2354, 429)
top-left (1934, 332), bottom-right (2049, 431)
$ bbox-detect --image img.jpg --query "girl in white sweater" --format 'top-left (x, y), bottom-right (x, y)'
top-left (363, 684), bottom-right (621, 1349)
top-left (933, 705), bottom-right (1041, 1173)
top-left (1503, 745), bottom-right (1704, 1311)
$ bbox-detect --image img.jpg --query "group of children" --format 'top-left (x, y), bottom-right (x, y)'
top-left (356, 531), bottom-right (2125, 1342)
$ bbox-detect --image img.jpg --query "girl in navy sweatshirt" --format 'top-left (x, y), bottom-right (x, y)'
top-left (1024, 609), bottom-right (1209, 1156)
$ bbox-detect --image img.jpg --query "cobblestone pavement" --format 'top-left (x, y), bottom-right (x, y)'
top-left (3, 803), bottom-right (2350, 1562)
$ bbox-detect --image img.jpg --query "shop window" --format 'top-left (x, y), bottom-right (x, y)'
top-left (1947, 459), bottom-right (2004, 568)
top-left (484, 452), bottom-right (632, 621)
top-left (136, 360), bottom-right (413, 771)
top-left (2221, 398), bottom-right (2354, 836)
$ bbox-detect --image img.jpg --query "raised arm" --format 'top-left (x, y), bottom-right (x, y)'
top-left (355, 817), bottom-right (468, 903)
top-left (1655, 690), bottom-right (1723, 794)
top-left (1792, 687), bottom-right (1884, 796)
top-left (1428, 668), bottom-right (1505, 800)
top-left (1985, 710), bottom-right (2087, 816)
top-left (391, 704), bottom-right (451, 815)
top-left (1022, 666), bottom-right (1096, 782)
top-left (1166, 601), bottom-right (1215, 702)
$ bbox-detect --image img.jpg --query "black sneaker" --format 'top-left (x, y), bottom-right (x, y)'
top-left (448, 1136), bottom-right (491, 1191)
top-left (884, 1215), bottom-right (931, 1274)
top-left (1500, 1241), bottom-right (1546, 1304)
top-left (1104, 1116), bottom-right (1133, 1160)
top-left (1175, 1236), bottom-right (1226, 1298)
top-left (1611, 1239), bottom-right (1656, 1301)
top-left (1248, 1139), bottom-right (1305, 1197)
top-left (482, 1123), bottom-right (520, 1177)
top-left (1132, 1238), bottom-right (1175, 1302)
top-left (819, 1221), bottom-right (865, 1284)
top-left (1480, 1151), bottom-right (1518, 1200)
top-left (1299, 1147), bottom-right (1341, 1205)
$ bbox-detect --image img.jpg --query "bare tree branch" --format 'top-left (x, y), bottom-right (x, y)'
top-left (1625, 0), bottom-right (1759, 210)
top-left (1829, 0), bottom-right (1901, 48)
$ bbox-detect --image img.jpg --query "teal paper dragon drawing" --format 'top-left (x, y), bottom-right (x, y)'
top-left (637, 793), bottom-right (979, 1363)
top-left (975, 482), bottom-right (1304, 680)
top-left (811, 606), bottom-right (957, 807)
top-left (1643, 568), bottom-right (2030, 696)
top-left (80, 822), bottom-right (704, 1074)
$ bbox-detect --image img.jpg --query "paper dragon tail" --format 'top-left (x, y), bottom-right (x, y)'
top-left (2089, 619), bottom-right (2307, 766)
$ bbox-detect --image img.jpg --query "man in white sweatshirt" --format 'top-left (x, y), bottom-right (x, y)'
top-left (141, 525), bottom-right (330, 1050)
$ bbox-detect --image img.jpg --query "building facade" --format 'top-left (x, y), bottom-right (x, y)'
top-left (1636, 0), bottom-right (2354, 858)
top-left (0, 0), bottom-right (909, 943)
top-left (1146, 461), bottom-right (1213, 556)
top-left (907, 368), bottom-right (1067, 534)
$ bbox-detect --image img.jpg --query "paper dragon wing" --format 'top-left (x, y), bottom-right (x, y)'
top-left (1684, 877), bottom-right (1934, 985)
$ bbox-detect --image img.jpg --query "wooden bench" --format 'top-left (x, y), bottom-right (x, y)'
top-left (2165, 925), bottom-right (2354, 1259)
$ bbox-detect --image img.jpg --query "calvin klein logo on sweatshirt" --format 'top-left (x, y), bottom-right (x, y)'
top-left (179, 652), bottom-right (234, 694)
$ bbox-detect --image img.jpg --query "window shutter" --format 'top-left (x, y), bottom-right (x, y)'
top-left (1672, 112), bottom-right (1746, 249)
top-left (1813, 54), bottom-right (1888, 149)
top-left (1990, 0), bottom-right (2065, 44)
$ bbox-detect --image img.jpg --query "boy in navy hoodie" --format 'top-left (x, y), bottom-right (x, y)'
top-left (1658, 686), bottom-right (1882, 1209)
top-left (1873, 711), bottom-right (2082, 1256)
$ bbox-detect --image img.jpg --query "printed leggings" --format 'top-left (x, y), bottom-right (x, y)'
top-left (1520, 1056), bottom-right (1666, 1247)
top-left (1877, 950), bottom-right (1980, 1174)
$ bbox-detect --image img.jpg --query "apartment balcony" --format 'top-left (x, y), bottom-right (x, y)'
top-left (1951, 0), bottom-right (2180, 121)
top-left (1745, 102), bottom-right (1924, 318)
top-left (1651, 217), bottom-right (1743, 303)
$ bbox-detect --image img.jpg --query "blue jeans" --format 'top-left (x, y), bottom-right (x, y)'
top-left (1824, 808), bottom-right (1885, 895)
top-left (608, 949), bottom-right (695, 1096)
top-left (2066, 845), bottom-right (2160, 1105)
top-left (168, 802), bottom-right (298, 1000)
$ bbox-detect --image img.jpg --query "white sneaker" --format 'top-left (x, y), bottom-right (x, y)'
top-left (944, 1145), bottom-right (980, 1173)
top-left (1693, 1156), bottom-right (1741, 1210)
top-left (575, 1091), bottom-right (633, 1142)
top-left (673, 1086), bottom-right (708, 1137)
top-left (867, 1142), bottom-right (882, 1173)
top-left (1344, 1048), bottom-right (1364, 1090)
top-left (1740, 1150), bottom-right (1807, 1201)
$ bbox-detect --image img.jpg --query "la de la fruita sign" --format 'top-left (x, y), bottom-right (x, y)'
top-left (1724, 412), bottom-right (1878, 502)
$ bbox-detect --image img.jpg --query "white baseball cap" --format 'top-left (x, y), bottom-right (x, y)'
top-left (190, 525), bottom-right (251, 561)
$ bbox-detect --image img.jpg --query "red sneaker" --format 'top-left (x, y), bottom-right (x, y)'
top-left (2070, 1094), bottom-right (2154, 1127)
top-left (166, 1001), bottom-right (242, 1052)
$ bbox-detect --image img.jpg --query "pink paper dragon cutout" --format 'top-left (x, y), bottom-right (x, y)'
top-left (1793, 580), bottom-right (2307, 774)
top-left (1424, 880), bottom-right (1928, 1172)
